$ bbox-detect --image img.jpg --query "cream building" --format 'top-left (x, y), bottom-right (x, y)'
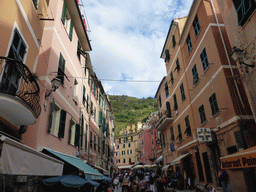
top-left (116, 122), bottom-right (142, 166)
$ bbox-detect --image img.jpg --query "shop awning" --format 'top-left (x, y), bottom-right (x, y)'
top-left (171, 153), bottom-right (190, 165)
top-left (0, 135), bottom-right (63, 176)
top-left (42, 175), bottom-right (100, 188)
top-left (94, 165), bottom-right (110, 176)
top-left (220, 146), bottom-right (256, 169)
top-left (133, 165), bottom-right (144, 169)
top-left (43, 149), bottom-right (104, 180)
top-left (162, 164), bottom-right (171, 171)
top-left (156, 155), bottom-right (163, 163)
top-left (118, 165), bottom-right (133, 169)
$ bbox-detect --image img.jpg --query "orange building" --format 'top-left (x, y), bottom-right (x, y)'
top-left (156, 0), bottom-right (256, 191)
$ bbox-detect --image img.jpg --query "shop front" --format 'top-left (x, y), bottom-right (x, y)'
top-left (220, 146), bottom-right (256, 192)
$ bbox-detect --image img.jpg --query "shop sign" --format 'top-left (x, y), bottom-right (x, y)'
top-left (197, 128), bottom-right (212, 142)
top-left (221, 153), bottom-right (256, 169)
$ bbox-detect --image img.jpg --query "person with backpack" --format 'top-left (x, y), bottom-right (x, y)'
top-left (218, 169), bottom-right (232, 192)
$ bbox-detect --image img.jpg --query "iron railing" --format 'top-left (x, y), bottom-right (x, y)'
top-left (0, 57), bottom-right (41, 117)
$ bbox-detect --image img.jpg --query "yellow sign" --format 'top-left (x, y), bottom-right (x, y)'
top-left (221, 153), bottom-right (256, 169)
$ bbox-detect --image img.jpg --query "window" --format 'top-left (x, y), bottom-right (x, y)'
top-left (131, 136), bottom-right (133, 141)
top-left (89, 131), bottom-right (93, 148)
top-left (199, 105), bottom-right (207, 123)
top-left (94, 135), bottom-right (96, 151)
top-left (186, 34), bottom-right (192, 53)
top-left (128, 143), bottom-right (131, 147)
top-left (48, 101), bottom-right (67, 138)
top-left (73, 79), bottom-right (78, 104)
top-left (232, 0), bottom-right (256, 26)
top-left (180, 83), bottom-right (186, 101)
top-left (57, 53), bottom-right (66, 84)
top-left (173, 94), bottom-right (178, 110)
top-left (200, 48), bottom-right (209, 71)
top-left (175, 59), bottom-right (180, 72)
top-left (69, 119), bottom-right (76, 146)
top-left (123, 159), bottom-right (126, 163)
top-left (123, 144), bottom-right (125, 148)
top-left (127, 150), bottom-right (129, 154)
top-left (98, 137), bottom-right (100, 152)
top-left (209, 93), bottom-right (219, 115)
top-left (184, 116), bottom-right (192, 136)
top-left (172, 35), bottom-right (176, 48)
top-left (192, 64), bottom-right (199, 85)
top-left (61, 2), bottom-right (74, 40)
top-left (177, 124), bottom-right (182, 141)
top-left (159, 95), bottom-right (162, 108)
top-left (116, 152), bottom-right (120, 156)
top-left (117, 145), bottom-right (119, 149)
top-left (165, 50), bottom-right (170, 63)
top-left (165, 83), bottom-right (169, 98)
top-left (32, 0), bottom-right (38, 9)
top-left (166, 102), bottom-right (171, 117)
top-left (119, 138), bottom-right (121, 143)
top-left (227, 146), bottom-right (238, 155)
top-left (1, 29), bottom-right (27, 95)
top-left (193, 14), bottom-right (201, 37)
top-left (170, 72), bottom-right (174, 84)
top-left (77, 41), bottom-right (81, 61)
top-left (129, 158), bottom-right (131, 164)
top-left (117, 159), bottom-right (120, 163)
top-left (170, 126), bottom-right (174, 141)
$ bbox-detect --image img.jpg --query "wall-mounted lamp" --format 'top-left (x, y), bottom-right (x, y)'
top-left (45, 77), bottom-right (62, 99)
top-left (230, 46), bottom-right (255, 68)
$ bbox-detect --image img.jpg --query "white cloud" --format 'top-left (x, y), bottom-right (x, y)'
top-left (82, 0), bottom-right (193, 98)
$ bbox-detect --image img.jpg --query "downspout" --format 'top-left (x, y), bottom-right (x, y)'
top-left (208, 0), bottom-right (245, 109)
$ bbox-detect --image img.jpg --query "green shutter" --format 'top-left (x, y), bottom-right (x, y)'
top-left (58, 110), bottom-right (66, 138)
top-left (98, 111), bottom-right (102, 126)
top-left (58, 53), bottom-right (66, 84)
top-left (75, 124), bottom-right (80, 147)
top-left (48, 101), bottom-right (55, 133)
top-left (61, 2), bottom-right (67, 24)
top-left (69, 20), bottom-right (74, 40)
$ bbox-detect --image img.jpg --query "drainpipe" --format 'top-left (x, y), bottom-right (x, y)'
top-left (208, 0), bottom-right (245, 109)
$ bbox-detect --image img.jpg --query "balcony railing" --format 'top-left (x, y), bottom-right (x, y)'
top-left (0, 57), bottom-right (41, 117)
top-left (155, 110), bottom-right (174, 131)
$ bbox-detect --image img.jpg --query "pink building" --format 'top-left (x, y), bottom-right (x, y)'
top-left (23, 0), bottom-right (91, 158)
top-left (137, 113), bottom-right (159, 165)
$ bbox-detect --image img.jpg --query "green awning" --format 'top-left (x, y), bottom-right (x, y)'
top-left (43, 149), bottom-right (104, 180)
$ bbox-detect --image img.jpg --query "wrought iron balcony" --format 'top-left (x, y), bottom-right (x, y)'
top-left (155, 110), bottom-right (174, 132)
top-left (0, 57), bottom-right (41, 125)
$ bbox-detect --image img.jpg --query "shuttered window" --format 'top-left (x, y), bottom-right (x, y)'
top-left (192, 64), bottom-right (199, 85)
top-left (193, 14), bottom-right (201, 37)
top-left (200, 48), bottom-right (209, 71)
top-left (199, 105), bottom-right (207, 123)
top-left (184, 116), bottom-right (192, 136)
top-left (186, 34), bottom-right (192, 53)
top-left (209, 93), bottom-right (219, 116)
top-left (58, 110), bottom-right (66, 138)
top-left (57, 53), bottom-right (66, 84)
top-left (180, 83), bottom-right (186, 101)
top-left (232, 0), bottom-right (255, 26)
top-left (75, 124), bottom-right (80, 147)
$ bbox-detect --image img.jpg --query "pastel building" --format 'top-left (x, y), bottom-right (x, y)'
top-left (156, 0), bottom-right (256, 191)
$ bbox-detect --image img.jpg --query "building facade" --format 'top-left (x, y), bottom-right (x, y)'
top-left (156, 0), bottom-right (256, 191)
top-left (116, 122), bottom-right (142, 166)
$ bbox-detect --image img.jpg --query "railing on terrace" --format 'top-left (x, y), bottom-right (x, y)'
top-left (0, 57), bottom-right (41, 117)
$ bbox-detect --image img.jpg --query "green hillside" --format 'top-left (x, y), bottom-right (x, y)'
top-left (108, 95), bottom-right (158, 137)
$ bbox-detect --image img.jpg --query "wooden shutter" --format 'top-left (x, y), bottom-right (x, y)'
top-left (58, 110), bottom-right (66, 138)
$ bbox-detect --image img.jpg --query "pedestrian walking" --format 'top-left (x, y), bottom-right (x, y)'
top-left (218, 169), bottom-right (232, 192)
top-left (130, 179), bottom-right (139, 192)
top-left (138, 178), bottom-right (146, 192)
top-left (149, 175), bottom-right (155, 192)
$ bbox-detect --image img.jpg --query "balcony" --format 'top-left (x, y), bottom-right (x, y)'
top-left (0, 57), bottom-right (41, 125)
top-left (155, 110), bottom-right (174, 132)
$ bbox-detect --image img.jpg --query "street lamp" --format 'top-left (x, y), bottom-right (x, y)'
top-left (230, 46), bottom-right (254, 68)
top-left (45, 77), bottom-right (62, 98)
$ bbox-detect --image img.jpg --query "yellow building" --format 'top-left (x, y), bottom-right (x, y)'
top-left (116, 122), bottom-right (142, 166)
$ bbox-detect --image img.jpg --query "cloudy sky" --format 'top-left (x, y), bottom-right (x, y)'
top-left (81, 0), bottom-right (193, 98)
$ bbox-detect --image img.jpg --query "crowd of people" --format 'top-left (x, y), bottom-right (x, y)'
top-left (111, 171), bottom-right (177, 192)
